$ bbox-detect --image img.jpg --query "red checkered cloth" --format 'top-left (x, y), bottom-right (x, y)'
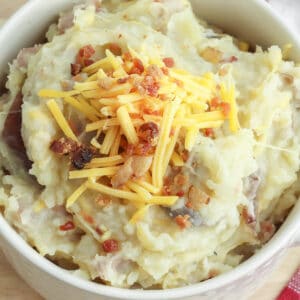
top-left (277, 268), bottom-right (300, 300)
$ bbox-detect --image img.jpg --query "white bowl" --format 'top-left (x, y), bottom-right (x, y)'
top-left (0, 1), bottom-right (300, 299)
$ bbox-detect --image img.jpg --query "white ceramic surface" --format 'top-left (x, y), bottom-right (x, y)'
top-left (0, 1), bottom-right (300, 299)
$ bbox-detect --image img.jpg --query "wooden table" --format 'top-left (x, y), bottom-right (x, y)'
top-left (0, 1), bottom-right (300, 299)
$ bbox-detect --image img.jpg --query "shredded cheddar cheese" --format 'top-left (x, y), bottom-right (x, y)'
top-left (46, 99), bottom-right (78, 141)
top-left (39, 47), bottom-right (240, 223)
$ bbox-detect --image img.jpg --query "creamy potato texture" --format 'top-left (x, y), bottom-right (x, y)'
top-left (0, 0), bottom-right (300, 289)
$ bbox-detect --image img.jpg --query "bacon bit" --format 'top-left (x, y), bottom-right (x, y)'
top-left (200, 47), bottom-right (223, 64)
top-left (95, 196), bottom-right (111, 207)
top-left (83, 59), bottom-right (94, 67)
top-left (176, 190), bottom-right (185, 197)
top-left (50, 137), bottom-right (77, 155)
top-left (163, 57), bottom-right (175, 68)
top-left (129, 58), bottom-right (144, 75)
top-left (220, 102), bottom-right (231, 117)
top-left (122, 52), bottom-right (132, 62)
top-left (138, 122), bottom-right (159, 145)
top-left (76, 45), bottom-right (95, 67)
top-left (117, 77), bottom-right (128, 84)
top-left (132, 142), bottom-right (154, 156)
top-left (161, 67), bottom-right (169, 75)
top-left (203, 128), bottom-right (214, 138)
top-left (102, 239), bottom-right (119, 253)
top-left (71, 63), bottom-right (82, 76)
top-left (59, 221), bottom-right (75, 231)
top-left (162, 185), bottom-right (172, 195)
top-left (106, 43), bottom-right (122, 56)
top-left (82, 212), bottom-right (94, 224)
top-left (175, 215), bottom-right (191, 229)
top-left (210, 97), bottom-right (220, 110)
top-left (71, 146), bottom-right (94, 170)
top-left (185, 200), bottom-right (193, 209)
top-left (95, 227), bottom-right (103, 235)
top-left (141, 75), bottom-right (160, 97)
top-left (142, 106), bottom-right (162, 116)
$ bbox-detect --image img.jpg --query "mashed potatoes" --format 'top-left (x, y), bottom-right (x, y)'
top-left (1, 0), bottom-right (300, 289)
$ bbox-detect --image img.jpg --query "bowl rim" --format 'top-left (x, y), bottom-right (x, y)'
top-left (0, 0), bottom-right (300, 299)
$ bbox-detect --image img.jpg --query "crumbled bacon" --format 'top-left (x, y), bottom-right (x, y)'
top-left (71, 63), bottom-right (82, 76)
top-left (210, 97), bottom-right (220, 110)
top-left (129, 58), bottom-right (144, 75)
top-left (106, 43), bottom-right (122, 56)
top-left (203, 128), bottom-right (214, 138)
top-left (71, 146), bottom-right (94, 169)
top-left (176, 190), bottom-right (185, 197)
top-left (131, 142), bottom-right (155, 156)
top-left (161, 67), bottom-right (169, 75)
top-left (220, 102), bottom-right (231, 117)
top-left (50, 137), bottom-right (77, 155)
top-left (76, 45), bottom-right (95, 67)
top-left (84, 59), bottom-right (94, 67)
top-left (95, 227), bottom-right (104, 235)
top-left (102, 239), bottom-right (119, 253)
top-left (138, 122), bottom-right (159, 145)
top-left (140, 75), bottom-right (160, 97)
top-left (122, 52), bottom-right (132, 62)
top-left (163, 57), bottom-right (175, 68)
top-left (59, 221), bottom-right (75, 231)
top-left (175, 215), bottom-right (191, 229)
